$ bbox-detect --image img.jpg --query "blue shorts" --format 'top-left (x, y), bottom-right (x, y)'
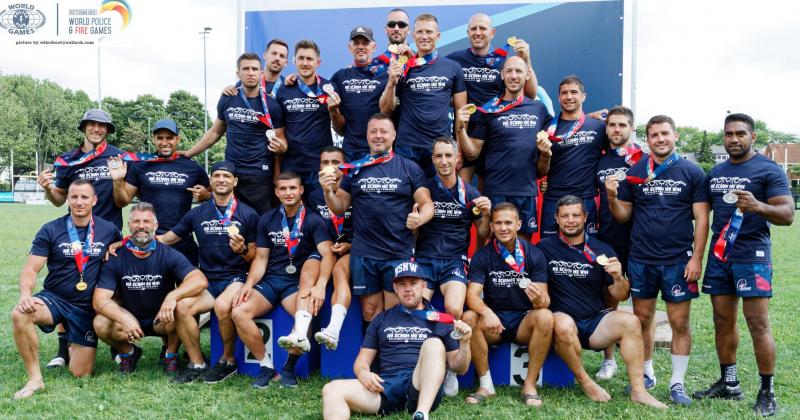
top-left (139, 318), bottom-right (166, 337)
top-left (350, 255), bottom-right (404, 296)
top-left (487, 195), bottom-right (538, 234)
top-left (395, 145), bottom-right (434, 177)
top-left (540, 196), bottom-right (598, 238)
top-left (416, 258), bottom-right (468, 290)
top-left (35, 290), bottom-right (97, 348)
top-left (379, 370), bottom-right (444, 415)
top-left (702, 259), bottom-right (773, 298)
top-left (207, 274), bottom-right (246, 298)
top-left (628, 261), bottom-right (699, 303)
top-left (254, 275), bottom-right (299, 306)
top-left (496, 310), bottom-right (530, 344)
top-left (573, 309), bottom-right (612, 351)
top-left (611, 245), bottom-right (631, 278)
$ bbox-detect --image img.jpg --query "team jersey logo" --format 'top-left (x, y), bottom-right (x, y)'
top-left (284, 97), bottom-right (320, 112)
top-left (548, 260), bottom-right (592, 278)
top-left (383, 326), bottom-right (432, 343)
top-left (122, 274), bottom-right (163, 291)
top-left (225, 106), bottom-right (265, 124)
top-left (143, 171), bottom-right (189, 186)
top-left (315, 204), bottom-right (351, 220)
top-left (462, 67), bottom-right (500, 83)
top-left (268, 230), bottom-right (304, 246)
top-left (75, 165), bottom-right (111, 181)
top-left (709, 176), bottom-right (751, 193)
top-left (357, 177), bottom-right (401, 193)
top-left (342, 79), bottom-right (382, 94)
top-left (671, 284), bottom-right (685, 297)
top-left (737, 278), bottom-right (751, 292)
top-left (552, 130), bottom-right (598, 147)
top-left (598, 167), bottom-right (628, 183)
top-left (434, 201), bottom-right (465, 219)
top-left (488, 270), bottom-right (529, 287)
top-left (58, 241), bottom-right (105, 257)
top-left (497, 114), bottom-right (540, 130)
top-left (201, 220), bottom-right (242, 235)
top-left (641, 179), bottom-right (686, 196)
top-left (406, 76), bottom-right (448, 92)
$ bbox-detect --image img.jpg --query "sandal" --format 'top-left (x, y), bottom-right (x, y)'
top-left (14, 384), bottom-right (44, 400)
top-left (465, 390), bottom-right (494, 404)
top-left (522, 393), bottom-right (543, 408)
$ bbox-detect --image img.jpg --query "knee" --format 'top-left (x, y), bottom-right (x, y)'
top-left (745, 313), bottom-right (771, 336)
top-left (230, 306), bottom-right (249, 324)
top-left (621, 313), bottom-right (641, 335)
top-left (532, 309), bottom-right (554, 330)
top-left (553, 319), bottom-right (575, 340)
top-left (462, 311), bottom-right (479, 328)
top-left (445, 303), bottom-right (463, 320)
top-left (361, 303), bottom-right (380, 321)
top-left (69, 363), bottom-right (92, 378)
top-left (332, 265), bottom-right (348, 284)
top-left (670, 318), bottom-right (691, 335)
top-left (322, 381), bottom-right (340, 401)
top-left (10, 308), bottom-right (31, 328)
top-left (175, 299), bottom-right (192, 317)
top-left (421, 338), bottom-right (446, 357)
top-left (635, 310), bottom-right (654, 327)
top-left (92, 316), bottom-right (109, 336)
top-left (214, 299), bottom-right (232, 320)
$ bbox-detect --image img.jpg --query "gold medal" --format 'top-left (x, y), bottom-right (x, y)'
top-left (537, 131), bottom-right (549, 141)
top-left (227, 225), bottom-right (240, 236)
top-left (76, 280), bottom-right (88, 292)
top-left (322, 165), bottom-right (336, 175)
top-left (397, 55), bottom-right (408, 65)
top-left (507, 36), bottom-right (518, 46)
top-left (472, 206), bottom-right (481, 216)
top-left (388, 44), bottom-right (400, 54)
top-left (463, 103), bottom-right (477, 114)
top-left (596, 255), bottom-right (610, 266)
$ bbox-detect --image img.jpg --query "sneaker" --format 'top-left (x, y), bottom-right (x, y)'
top-left (692, 379), bottom-right (745, 400)
top-left (279, 367), bottom-right (298, 388)
top-left (157, 344), bottom-right (167, 366)
top-left (251, 366), bottom-right (276, 389)
top-left (412, 411), bottom-right (427, 420)
top-left (109, 346), bottom-right (120, 364)
top-left (753, 389), bottom-right (777, 417)
top-left (203, 361), bottom-right (238, 384)
top-left (625, 374), bottom-right (656, 394)
top-left (173, 365), bottom-right (208, 384)
top-left (595, 360), bottom-right (618, 380)
top-left (314, 328), bottom-right (340, 351)
top-left (119, 345), bottom-right (143, 374)
top-left (443, 369), bottom-right (459, 397)
top-left (164, 354), bottom-right (179, 375)
top-left (46, 356), bottom-right (67, 369)
top-left (669, 383), bottom-right (693, 406)
top-left (278, 332), bottom-right (311, 354)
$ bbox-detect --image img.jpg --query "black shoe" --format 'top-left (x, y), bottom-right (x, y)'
top-left (173, 365), bottom-right (208, 384)
top-left (119, 345), bottom-right (143, 374)
top-left (753, 389), bottom-right (777, 417)
top-left (157, 345), bottom-right (167, 366)
top-left (252, 366), bottom-right (277, 389)
top-left (279, 367), bottom-right (298, 388)
top-left (109, 346), bottom-right (119, 364)
top-left (202, 361), bottom-right (237, 384)
top-left (692, 380), bottom-right (745, 400)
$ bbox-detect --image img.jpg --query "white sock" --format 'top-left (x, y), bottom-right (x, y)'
top-left (478, 372), bottom-right (495, 394)
top-left (643, 359), bottom-right (655, 378)
top-left (326, 304), bottom-right (347, 335)
top-left (603, 358), bottom-right (617, 367)
top-left (294, 310), bottom-right (313, 337)
top-left (670, 354), bottom-right (689, 387)
top-left (259, 354), bottom-right (273, 369)
top-left (192, 362), bottom-right (207, 369)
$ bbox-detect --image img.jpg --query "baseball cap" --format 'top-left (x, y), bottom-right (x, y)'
top-left (349, 26), bottom-right (374, 42)
top-left (393, 261), bottom-right (431, 282)
top-left (152, 118), bottom-right (180, 135)
top-left (210, 161), bottom-right (237, 177)
top-left (77, 108), bottom-right (116, 134)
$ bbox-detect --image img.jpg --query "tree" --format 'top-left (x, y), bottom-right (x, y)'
top-left (166, 90), bottom-right (223, 165)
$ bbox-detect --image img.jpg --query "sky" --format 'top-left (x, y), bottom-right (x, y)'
top-left (2, 0), bottom-right (798, 134)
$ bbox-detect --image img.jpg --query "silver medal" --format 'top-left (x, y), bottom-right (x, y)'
top-left (449, 329), bottom-right (464, 340)
top-left (322, 84), bottom-right (335, 95)
top-left (613, 170), bottom-right (626, 181)
top-left (285, 264), bottom-right (297, 274)
top-left (266, 129), bottom-right (276, 140)
top-left (109, 160), bottom-right (121, 170)
top-left (518, 277), bottom-right (531, 289)
top-left (722, 192), bottom-right (738, 204)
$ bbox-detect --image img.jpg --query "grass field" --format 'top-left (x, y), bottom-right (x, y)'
top-left (1, 203), bottom-right (798, 419)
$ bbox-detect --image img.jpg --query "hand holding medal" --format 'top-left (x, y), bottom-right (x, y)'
top-left (321, 165), bottom-right (337, 193)
top-left (107, 156), bottom-right (127, 181)
top-left (536, 131), bottom-right (552, 157)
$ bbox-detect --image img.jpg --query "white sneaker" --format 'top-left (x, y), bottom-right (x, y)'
top-left (198, 311), bottom-right (211, 329)
top-left (278, 332), bottom-right (311, 353)
top-left (443, 369), bottom-right (459, 397)
top-left (595, 360), bottom-right (618, 380)
top-left (46, 356), bottom-right (66, 368)
top-left (314, 328), bottom-right (340, 351)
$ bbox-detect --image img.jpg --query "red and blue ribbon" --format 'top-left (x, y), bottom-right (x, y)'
top-left (280, 205), bottom-right (306, 259)
top-left (339, 150), bottom-right (394, 177)
top-left (547, 113), bottom-right (586, 143)
top-left (493, 238), bottom-right (525, 273)
top-left (713, 208), bottom-right (744, 262)
top-left (54, 142), bottom-right (108, 167)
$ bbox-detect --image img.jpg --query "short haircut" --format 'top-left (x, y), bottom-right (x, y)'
top-left (237, 52), bottom-right (262, 69)
top-left (276, 171), bottom-right (302, 185)
top-left (388, 8), bottom-right (409, 19)
top-left (607, 105), bottom-right (634, 126)
top-left (368, 112), bottom-right (395, 127)
top-left (415, 13), bottom-right (438, 24)
top-left (645, 115), bottom-right (676, 136)
top-left (130, 201), bottom-right (157, 220)
top-left (265, 38), bottom-right (289, 53)
top-left (320, 145), bottom-right (345, 158)
top-left (68, 178), bottom-right (95, 193)
top-left (295, 39), bottom-right (320, 57)
top-left (432, 136), bottom-right (458, 152)
top-left (556, 195), bottom-right (586, 214)
top-left (724, 113), bottom-right (755, 132)
top-left (558, 75), bottom-right (585, 94)
top-left (491, 202), bottom-right (519, 220)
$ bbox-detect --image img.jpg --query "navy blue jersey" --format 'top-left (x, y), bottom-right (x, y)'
top-left (416, 177), bottom-right (481, 260)
top-left (546, 117), bottom-right (608, 199)
top-left (276, 79), bottom-right (334, 173)
top-left (54, 143), bottom-right (125, 229)
top-left (30, 215), bottom-right (121, 309)
top-left (595, 151), bottom-right (646, 247)
top-left (618, 157), bottom-right (710, 264)
top-left (538, 237), bottom-right (616, 320)
top-left (445, 48), bottom-right (505, 106)
top-left (217, 91), bottom-right (284, 175)
top-left (307, 186), bottom-right (353, 243)
top-left (125, 157), bottom-right (209, 232)
top-left (468, 240), bottom-right (548, 311)
top-left (171, 198), bottom-right (260, 281)
top-left (396, 57), bottom-right (466, 150)
top-left (340, 154), bottom-right (427, 259)
top-left (362, 302), bottom-right (459, 376)
top-left (255, 207), bottom-right (332, 278)
top-left (330, 66), bottom-right (388, 158)
top-left (471, 98), bottom-right (552, 196)
top-left (97, 242), bottom-right (196, 320)
top-left (707, 154), bottom-right (790, 263)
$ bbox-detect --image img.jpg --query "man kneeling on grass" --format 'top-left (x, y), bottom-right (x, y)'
top-left (322, 261), bottom-right (472, 420)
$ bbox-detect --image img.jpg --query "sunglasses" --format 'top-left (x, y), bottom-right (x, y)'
top-left (386, 20), bottom-right (409, 29)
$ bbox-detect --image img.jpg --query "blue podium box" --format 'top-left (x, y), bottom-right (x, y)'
top-left (319, 285), bottom-right (363, 379)
top-left (457, 343), bottom-right (574, 389)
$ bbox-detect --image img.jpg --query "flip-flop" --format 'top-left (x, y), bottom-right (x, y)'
top-left (14, 384), bottom-right (44, 400)
top-left (522, 393), bottom-right (543, 408)
top-left (465, 391), bottom-right (494, 405)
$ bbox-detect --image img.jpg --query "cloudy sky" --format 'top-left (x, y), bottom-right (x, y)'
top-left (2, 0), bottom-right (797, 134)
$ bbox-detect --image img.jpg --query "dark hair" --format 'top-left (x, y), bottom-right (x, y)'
top-left (388, 8), bottom-right (409, 19)
top-left (265, 38), bottom-right (289, 53)
top-left (237, 52), bottom-right (262, 69)
top-left (607, 105), bottom-right (634, 126)
top-left (295, 39), bottom-right (320, 57)
top-left (320, 145), bottom-right (345, 159)
top-left (415, 13), bottom-right (438, 24)
top-left (130, 201), bottom-right (157, 220)
top-left (556, 195), bottom-right (586, 214)
top-left (276, 171), bottom-right (302, 185)
top-left (724, 113), bottom-right (755, 132)
top-left (558, 75), bottom-right (585, 94)
top-left (491, 202), bottom-right (519, 219)
top-left (68, 178), bottom-right (95, 193)
top-left (368, 113), bottom-right (395, 126)
top-left (432, 136), bottom-right (458, 152)
top-left (645, 115), bottom-right (676, 137)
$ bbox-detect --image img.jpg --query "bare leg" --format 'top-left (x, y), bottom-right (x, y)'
top-left (215, 282), bottom-right (243, 363)
top-left (515, 309), bottom-right (554, 406)
top-left (383, 290), bottom-right (399, 311)
top-left (322, 379), bottom-right (382, 420)
top-left (331, 254), bottom-right (352, 308)
top-left (175, 292), bottom-right (215, 365)
top-left (743, 298), bottom-right (775, 375)
top-left (11, 302), bottom-right (54, 399)
top-left (231, 293), bottom-right (272, 361)
top-left (711, 295), bottom-right (740, 366)
top-left (552, 312), bottom-right (610, 402)
top-left (360, 292), bottom-right (383, 322)
top-left (440, 281), bottom-right (467, 319)
top-left (463, 310), bottom-right (499, 403)
top-left (632, 298), bottom-right (657, 361)
top-left (411, 338), bottom-right (447, 414)
top-left (67, 344), bottom-right (96, 378)
top-left (666, 301), bottom-right (692, 357)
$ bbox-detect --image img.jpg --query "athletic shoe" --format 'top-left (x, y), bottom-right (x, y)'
top-left (119, 345), bottom-right (143, 374)
top-left (753, 389), bottom-right (777, 417)
top-left (692, 380), bottom-right (744, 400)
top-left (157, 344), bottom-right (167, 366)
top-left (202, 361), bottom-right (238, 384)
top-left (595, 360), bottom-right (617, 380)
top-left (164, 354), bottom-right (179, 375)
top-left (46, 356), bottom-right (67, 369)
top-left (314, 328), bottom-right (339, 351)
top-left (669, 383), bottom-right (693, 406)
top-left (278, 332), bottom-right (311, 354)
top-left (279, 367), bottom-right (298, 388)
top-left (443, 369), bottom-right (459, 397)
top-left (412, 411), bottom-right (428, 420)
top-left (109, 346), bottom-right (120, 364)
top-left (625, 374), bottom-right (656, 394)
top-left (251, 366), bottom-right (277, 389)
top-left (173, 365), bottom-right (208, 384)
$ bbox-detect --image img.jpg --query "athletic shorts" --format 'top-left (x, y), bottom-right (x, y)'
top-left (350, 255), bottom-right (405, 296)
top-left (35, 290), bottom-right (97, 348)
top-left (573, 309), bottom-right (612, 351)
top-left (495, 309), bottom-right (530, 344)
top-left (207, 274), bottom-right (246, 298)
top-left (628, 261), bottom-right (699, 303)
top-left (416, 257), bottom-right (468, 290)
top-left (254, 275), bottom-right (299, 306)
top-left (540, 196), bottom-right (598, 238)
top-left (487, 195), bottom-right (538, 235)
top-left (378, 370), bottom-right (444, 415)
top-left (235, 172), bottom-right (274, 215)
top-left (139, 318), bottom-right (166, 337)
top-left (702, 258), bottom-right (773, 298)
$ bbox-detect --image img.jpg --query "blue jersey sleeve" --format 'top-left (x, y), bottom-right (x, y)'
top-left (97, 257), bottom-right (118, 292)
top-left (30, 224), bottom-right (52, 257)
top-left (452, 65), bottom-right (466, 94)
top-left (170, 209), bottom-right (194, 239)
top-left (361, 312), bottom-right (384, 350)
top-left (765, 164), bottom-right (791, 198)
top-left (255, 215), bottom-right (272, 249)
top-left (528, 248), bottom-right (549, 283)
top-left (467, 249), bottom-right (487, 285)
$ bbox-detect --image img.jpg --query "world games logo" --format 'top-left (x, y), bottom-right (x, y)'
top-left (75, 165), bottom-right (112, 181)
top-left (122, 274), bottom-right (163, 291)
top-left (434, 201), bottom-right (464, 219)
top-left (284, 97), bottom-right (320, 113)
top-left (489, 270), bottom-right (528, 287)
top-left (555, 130), bottom-right (598, 147)
top-left (0, 4), bottom-right (46, 35)
top-left (144, 171), bottom-right (189, 186)
top-left (58, 241), bottom-right (106, 257)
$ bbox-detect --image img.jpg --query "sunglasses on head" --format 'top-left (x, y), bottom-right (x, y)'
top-left (386, 20), bottom-right (408, 29)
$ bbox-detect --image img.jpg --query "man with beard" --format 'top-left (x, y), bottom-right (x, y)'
top-left (693, 113), bottom-right (794, 416)
top-left (11, 180), bottom-right (120, 400)
top-left (539, 195), bottom-right (667, 409)
top-left (384, 8), bottom-right (411, 47)
top-left (93, 202), bottom-right (209, 375)
top-left (606, 115), bottom-right (710, 406)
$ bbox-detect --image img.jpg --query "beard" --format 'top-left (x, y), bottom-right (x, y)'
top-left (132, 230), bottom-right (154, 248)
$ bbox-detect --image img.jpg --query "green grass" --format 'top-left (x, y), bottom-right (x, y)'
top-left (0, 203), bottom-right (798, 418)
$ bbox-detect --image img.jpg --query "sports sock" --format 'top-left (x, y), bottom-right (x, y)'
top-left (643, 359), bottom-right (655, 378)
top-left (327, 304), bottom-right (347, 335)
top-left (362, 320), bottom-right (371, 336)
top-left (721, 363), bottom-right (738, 385)
top-left (259, 355), bottom-right (274, 369)
top-left (284, 354), bottom-right (300, 372)
top-left (760, 373), bottom-right (774, 394)
top-left (165, 352), bottom-right (178, 359)
top-left (478, 372), bottom-right (495, 394)
top-left (603, 358), bottom-right (617, 367)
top-left (294, 310), bottom-right (312, 337)
top-left (57, 332), bottom-right (69, 358)
top-left (670, 355), bottom-right (689, 387)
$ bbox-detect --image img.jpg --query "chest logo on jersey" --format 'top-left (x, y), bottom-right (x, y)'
top-left (598, 167), bottom-right (627, 183)
top-left (58, 241), bottom-right (105, 257)
top-left (463, 67), bottom-right (499, 82)
top-left (383, 326), bottom-right (432, 343)
top-left (357, 177), bottom-right (401, 193)
top-left (315, 204), bottom-right (351, 220)
top-left (555, 130), bottom-right (598, 147)
top-left (284, 97), bottom-right (321, 112)
top-left (498, 114), bottom-right (539, 130)
top-left (709, 176), bottom-right (751, 193)
top-left (549, 260), bottom-right (592, 278)
top-left (343, 79), bottom-right (381, 94)
top-left (75, 166), bottom-right (111, 181)
top-left (640, 179), bottom-right (686, 196)
top-left (201, 220), bottom-right (242, 235)
top-left (144, 171), bottom-right (190, 186)
top-left (268, 230), bottom-right (304, 246)
top-left (122, 274), bottom-right (163, 291)
top-left (489, 270), bottom-right (529, 287)
top-left (434, 201), bottom-right (465, 218)
top-left (226, 107), bottom-right (264, 124)
top-left (406, 76), bottom-right (448, 92)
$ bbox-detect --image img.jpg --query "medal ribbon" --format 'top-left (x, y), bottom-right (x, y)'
top-left (339, 150), bottom-right (394, 177)
top-left (54, 141), bottom-right (108, 167)
top-left (493, 239), bottom-right (525, 273)
top-left (214, 196), bottom-right (238, 226)
top-left (120, 151), bottom-right (180, 162)
top-left (365, 51), bottom-right (392, 76)
top-left (546, 113), bottom-right (586, 143)
top-left (408, 309), bottom-right (455, 324)
top-left (267, 74), bottom-right (284, 98)
top-left (66, 216), bottom-right (94, 278)
top-left (122, 236), bottom-right (157, 256)
top-left (403, 50), bottom-right (439, 77)
top-left (625, 153), bottom-right (679, 184)
top-left (280, 205), bottom-right (306, 258)
top-left (713, 208), bottom-right (744, 262)
top-left (615, 143), bottom-right (644, 167)
top-left (296, 75), bottom-right (329, 104)
top-left (435, 176), bottom-right (467, 208)
top-left (238, 82), bottom-right (273, 128)
top-left (330, 212), bottom-right (345, 238)
top-left (477, 94), bottom-right (524, 114)
top-left (558, 232), bottom-right (597, 263)
top-left (471, 43), bottom-right (512, 69)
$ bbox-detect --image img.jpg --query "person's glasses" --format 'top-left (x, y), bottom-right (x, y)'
top-left (386, 21), bottom-right (408, 29)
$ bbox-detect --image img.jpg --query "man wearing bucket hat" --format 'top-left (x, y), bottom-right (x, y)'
top-left (321, 260), bottom-right (472, 420)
